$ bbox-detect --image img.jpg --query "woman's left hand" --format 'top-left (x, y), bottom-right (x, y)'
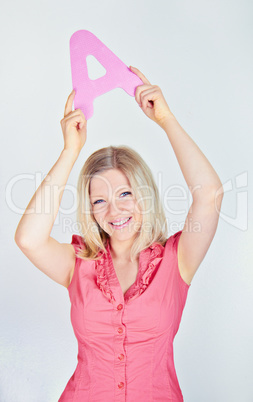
top-left (130, 66), bottom-right (173, 128)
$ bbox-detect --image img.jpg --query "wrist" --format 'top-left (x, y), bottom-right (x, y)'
top-left (158, 112), bottom-right (177, 130)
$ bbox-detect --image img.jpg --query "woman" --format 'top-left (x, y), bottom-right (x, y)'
top-left (15, 66), bottom-right (224, 401)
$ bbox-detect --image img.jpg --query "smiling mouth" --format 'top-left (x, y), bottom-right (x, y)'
top-left (110, 217), bottom-right (131, 227)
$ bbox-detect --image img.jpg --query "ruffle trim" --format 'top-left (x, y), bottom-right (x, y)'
top-left (124, 242), bottom-right (164, 303)
top-left (94, 241), bottom-right (165, 304)
top-left (95, 252), bottom-right (116, 304)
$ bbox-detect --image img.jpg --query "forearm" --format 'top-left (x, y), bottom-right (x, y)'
top-left (162, 114), bottom-right (222, 200)
top-left (14, 148), bottom-right (79, 248)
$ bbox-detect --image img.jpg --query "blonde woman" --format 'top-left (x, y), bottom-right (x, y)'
top-left (15, 66), bottom-right (224, 401)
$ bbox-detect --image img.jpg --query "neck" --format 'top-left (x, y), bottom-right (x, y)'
top-left (109, 238), bottom-right (135, 262)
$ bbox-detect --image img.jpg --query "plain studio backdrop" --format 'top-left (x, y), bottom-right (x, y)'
top-left (1, 0), bottom-right (252, 401)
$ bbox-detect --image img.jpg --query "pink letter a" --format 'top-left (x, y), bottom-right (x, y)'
top-left (70, 30), bottom-right (143, 119)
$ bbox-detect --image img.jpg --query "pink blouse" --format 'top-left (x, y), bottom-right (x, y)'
top-left (58, 230), bottom-right (190, 402)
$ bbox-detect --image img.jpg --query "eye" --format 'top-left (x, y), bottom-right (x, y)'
top-left (93, 199), bottom-right (104, 205)
top-left (120, 191), bottom-right (132, 197)
top-left (92, 191), bottom-right (132, 205)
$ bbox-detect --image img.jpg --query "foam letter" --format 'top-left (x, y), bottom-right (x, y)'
top-left (69, 30), bottom-right (143, 119)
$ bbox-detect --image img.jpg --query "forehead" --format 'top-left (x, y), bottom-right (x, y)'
top-left (89, 169), bottom-right (131, 195)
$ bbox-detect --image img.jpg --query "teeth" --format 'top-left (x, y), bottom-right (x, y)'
top-left (111, 218), bottom-right (130, 226)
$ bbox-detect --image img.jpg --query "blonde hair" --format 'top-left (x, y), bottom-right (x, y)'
top-left (75, 145), bottom-right (168, 262)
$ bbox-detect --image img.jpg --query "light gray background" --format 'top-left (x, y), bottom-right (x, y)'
top-left (1, 0), bottom-right (252, 401)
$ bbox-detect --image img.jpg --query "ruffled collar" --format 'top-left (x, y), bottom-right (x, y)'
top-left (94, 239), bottom-right (165, 304)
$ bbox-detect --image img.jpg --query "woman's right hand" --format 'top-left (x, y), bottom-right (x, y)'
top-left (60, 90), bottom-right (87, 156)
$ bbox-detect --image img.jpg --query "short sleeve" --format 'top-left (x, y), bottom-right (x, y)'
top-left (166, 230), bottom-right (190, 311)
top-left (170, 230), bottom-right (182, 253)
top-left (163, 230), bottom-right (190, 334)
top-left (71, 234), bottom-right (86, 256)
top-left (169, 230), bottom-right (190, 287)
top-left (67, 235), bottom-right (86, 292)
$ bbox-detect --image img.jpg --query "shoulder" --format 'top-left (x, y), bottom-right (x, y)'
top-left (71, 234), bottom-right (86, 254)
top-left (164, 230), bottom-right (191, 287)
top-left (68, 235), bottom-right (88, 289)
top-left (72, 234), bottom-right (85, 245)
top-left (164, 230), bottom-right (183, 252)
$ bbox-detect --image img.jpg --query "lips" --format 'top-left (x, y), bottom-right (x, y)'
top-left (109, 217), bottom-right (132, 228)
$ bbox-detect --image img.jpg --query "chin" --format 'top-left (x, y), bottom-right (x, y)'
top-left (110, 229), bottom-right (141, 242)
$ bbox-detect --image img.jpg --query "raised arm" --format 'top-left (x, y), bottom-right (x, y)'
top-left (14, 90), bottom-right (87, 287)
top-left (130, 66), bottom-right (224, 285)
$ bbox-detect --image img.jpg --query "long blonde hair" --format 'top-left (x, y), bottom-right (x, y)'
top-left (75, 145), bottom-right (168, 262)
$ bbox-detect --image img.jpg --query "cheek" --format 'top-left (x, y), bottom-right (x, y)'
top-left (92, 212), bottom-right (105, 226)
top-left (136, 213), bottom-right (143, 224)
top-left (133, 200), bottom-right (143, 215)
top-left (131, 202), bottom-right (143, 221)
top-left (123, 199), bottom-right (141, 211)
top-left (92, 205), bottom-right (108, 218)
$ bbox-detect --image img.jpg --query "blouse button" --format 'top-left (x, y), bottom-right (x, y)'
top-left (117, 304), bottom-right (123, 310)
top-left (117, 327), bottom-right (123, 334)
top-left (118, 382), bottom-right (124, 389)
top-left (118, 353), bottom-right (124, 361)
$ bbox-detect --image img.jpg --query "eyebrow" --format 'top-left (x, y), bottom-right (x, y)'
top-left (90, 186), bottom-right (131, 199)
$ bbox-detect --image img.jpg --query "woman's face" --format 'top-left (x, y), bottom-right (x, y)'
top-left (89, 169), bottom-right (143, 244)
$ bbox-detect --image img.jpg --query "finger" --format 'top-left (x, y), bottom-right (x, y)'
top-left (61, 109), bottom-right (86, 127)
top-left (135, 84), bottom-right (152, 104)
top-left (61, 109), bottom-right (84, 126)
top-left (139, 88), bottom-right (157, 100)
top-left (139, 88), bottom-right (156, 109)
top-left (64, 108), bottom-right (85, 120)
top-left (129, 66), bottom-right (151, 85)
top-left (64, 89), bottom-right (75, 117)
top-left (63, 114), bottom-right (86, 130)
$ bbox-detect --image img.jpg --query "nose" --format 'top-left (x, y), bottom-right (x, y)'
top-left (107, 198), bottom-right (127, 218)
